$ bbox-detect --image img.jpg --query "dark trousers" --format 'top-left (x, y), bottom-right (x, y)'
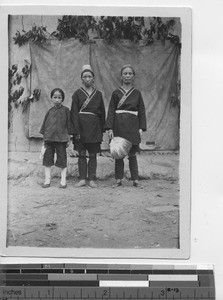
top-left (43, 142), bottom-right (67, 168)
top-left (115, 148), bottom-right (139, 181)
top-left (78, 150), bottom-right (97, 181)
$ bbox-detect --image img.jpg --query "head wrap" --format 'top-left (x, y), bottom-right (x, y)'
top-left (81, 64), bottom-right (95, 78)
top-left (120, 64), bottom-right (135, 76)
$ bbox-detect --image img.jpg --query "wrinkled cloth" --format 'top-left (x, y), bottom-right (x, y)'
top-left (29, 38), bottom-right (180, 150)
top-left (29, 39), bottom-right (89, 138)
top-left (91, 39), bottom-right (180, 150)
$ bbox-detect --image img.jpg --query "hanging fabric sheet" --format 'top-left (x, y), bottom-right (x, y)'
top-left (29, 39), bottom-right (90, 138)
top-left (29, 38), bottom-right (180, 150)
top-left (90, 39), bottom-right (180, 150)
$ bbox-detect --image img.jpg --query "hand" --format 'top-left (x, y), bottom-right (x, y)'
top-left (66, 139), bottom-right (71, 148)
top-left (139, 129), bottom-right (143, 138)
top-left (66, 136), bottom-right (72, 148)
top-left (74, 134), bottom-right (80, 140)
top-left (108, 129), bottom-right (114, 140)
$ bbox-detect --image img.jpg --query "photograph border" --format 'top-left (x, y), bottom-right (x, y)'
top-left (0, 5), bottom-right (192, 259)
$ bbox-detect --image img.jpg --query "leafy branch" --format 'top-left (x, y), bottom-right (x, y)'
top-left (21, 89), bottom-right (41, 113)
top-left (96, 16), bottom-right (145, 44)
top-left (51, 15), bottom-right (97, 44)
top-left (13, 24), bottom-right (49, 46)
top-left (8, 64), bottom-right (29, 111)
top-left (94, 16), bottom-right (180, 47)
top-left (8, 63), bottom-right (41, 126)
top-left (13, 16), bottom-right (181, 47)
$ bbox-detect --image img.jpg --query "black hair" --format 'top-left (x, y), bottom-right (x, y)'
top-left (50, 88), bottom-right (65, 101)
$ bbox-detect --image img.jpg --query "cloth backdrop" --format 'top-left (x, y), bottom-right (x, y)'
top-left (29, 39), bottom-right (89, 138)
top-left (29, 38), bottom-right (180, 150)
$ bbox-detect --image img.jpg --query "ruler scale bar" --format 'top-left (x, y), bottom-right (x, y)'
top-left (86, 270), bottom-right (109, 274)
top-left (0, 287), bottom-right (216, 299)
top-left (0, 264), bottom-right (215, 300)
top-left (5, 275), bottom-right (48, 280)
top-left (22, 270), bottom-right (64, 274)
top-left (2, 281), bottom-right (100, 287)
top-left (1, 269), bottom-right (214, 275)
top-left (65, 270), bottom-right (85, 274)
top-left (148, 275), bottom-right (198, 281)
top-left (48, 275), bottom-right (98, 281)
top-left (149, 281), bottom-right (199, 287)
top-left (100, 281), bottom-right (149, 287)
top-left (98, 275), bottom-right (148, 281)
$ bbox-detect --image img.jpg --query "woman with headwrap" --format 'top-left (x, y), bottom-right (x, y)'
top-left (105, 64), bottom-right (147, 188)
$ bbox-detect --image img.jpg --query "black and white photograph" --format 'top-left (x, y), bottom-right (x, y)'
top-left (1, 6), bottom-right (191, 258)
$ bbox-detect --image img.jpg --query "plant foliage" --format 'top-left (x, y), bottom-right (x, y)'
top-left (13, 16), bottom-right (181, 47)
top-left (8, 64), bottom-right (27, 110)
top-left (13, 24), bottom-right (48, 46)
top-left (21, 88), bottom-right (41, 113)
top-left (8, 63), bottom-right (41, 125)
top-left (52, 15), bottom-right (97, 44)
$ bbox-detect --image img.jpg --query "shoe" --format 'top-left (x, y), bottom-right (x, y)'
top-left (112, 180), bottom-right (122, 188)
top-left (133, 181), bottom-right (143, 189)
top-left (75, 180), bottom-right (86, 187)
top-left (42, 183), bottom-right (50, 188)
top-left (59, 183), bottom-right (67, 189)
top-left (89, 181), bottom-right (97, 188)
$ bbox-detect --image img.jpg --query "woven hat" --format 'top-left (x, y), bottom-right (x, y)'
top-left (81, 65), bottom-right (95, 78)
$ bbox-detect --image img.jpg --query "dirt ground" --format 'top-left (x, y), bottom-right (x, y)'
top-left (7, 152), bottom-right (179, 249)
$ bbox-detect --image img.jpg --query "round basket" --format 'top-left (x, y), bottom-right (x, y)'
top-left (110, 137), bottom-right (132, 159)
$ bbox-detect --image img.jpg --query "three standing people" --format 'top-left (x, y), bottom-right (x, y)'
top-left (40, 64), bottom-right (146, 188)
top-left (105, 64), bottom-right (147, 188)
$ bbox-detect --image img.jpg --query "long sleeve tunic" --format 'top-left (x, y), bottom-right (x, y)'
top-left (40, 105), bottom-right (72, 142)
top-left (70, 88), bottom-right (106, 143)
top-left (105, 87), bottom-right (147, 145)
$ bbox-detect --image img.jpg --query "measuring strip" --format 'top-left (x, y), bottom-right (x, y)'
top-left (0, 264), bottom-right (215, 299)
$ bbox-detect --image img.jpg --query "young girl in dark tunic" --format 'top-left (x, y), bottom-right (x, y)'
top-left (106, 64), bottom-right (147, 188)
top-left (70, 65), bottom-right (106, 188)
top-left (40, 88), bottom-right (72, 188)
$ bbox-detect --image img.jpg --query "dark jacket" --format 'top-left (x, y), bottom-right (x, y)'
top-left (105, 87), bottom-right (147, 145)
top-left (40, 105), bottom-right (72, 142)
top-left (70, 88), bottom-right (106, 143)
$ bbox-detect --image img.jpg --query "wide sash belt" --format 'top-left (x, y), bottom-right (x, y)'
top-left (115, 110), bottom-right (138, 116)
top-left (79, 111), bottom-right (96, 115)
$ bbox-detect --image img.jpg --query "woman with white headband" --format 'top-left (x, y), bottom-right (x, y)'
top-left (71, 65), bottom-right (106, 188)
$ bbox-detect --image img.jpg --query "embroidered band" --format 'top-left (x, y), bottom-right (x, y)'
top-left (117, 87), bottom-right (135, 109)
top-left (80, 88), bottom-right (97, 112)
